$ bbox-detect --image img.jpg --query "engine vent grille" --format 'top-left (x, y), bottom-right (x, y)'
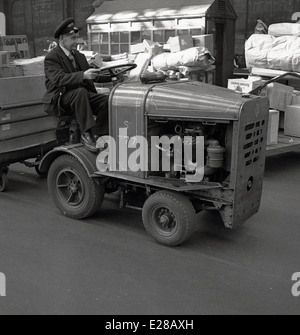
top-left (244, 120), bottom-right (266, 167)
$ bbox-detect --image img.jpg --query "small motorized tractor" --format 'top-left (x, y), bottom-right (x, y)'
top-left (1, 64), bottom-right (270, 246)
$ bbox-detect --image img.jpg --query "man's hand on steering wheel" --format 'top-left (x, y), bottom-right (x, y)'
top-left (89, 63), bottom-right (137, 82)
top-left (84, 68), bottom-right (103, 80)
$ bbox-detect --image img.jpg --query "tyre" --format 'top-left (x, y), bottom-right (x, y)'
top-left (48, 155), bottom-right (105, 219)
top-left (142, 190), bottom-right (197, 247)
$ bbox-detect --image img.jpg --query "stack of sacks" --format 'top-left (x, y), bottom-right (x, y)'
top-left (245, 34), bottom-right (300, 72)
top-left (152, 47), bottom-right (215, 72)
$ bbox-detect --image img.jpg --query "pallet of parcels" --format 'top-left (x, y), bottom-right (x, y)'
top-left (129, 35), bottom-right (216, 82)
top-left (90, 34), bottom-right (216, 83)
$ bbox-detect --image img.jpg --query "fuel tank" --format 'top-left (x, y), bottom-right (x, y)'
top-left (110, 80), bottom-right (266, 122)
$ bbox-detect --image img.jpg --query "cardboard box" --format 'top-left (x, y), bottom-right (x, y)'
top-left (285, 105), bottom-right (300, 137)
top-left (143, 40), bottom-right (163, 56)
top-left (0, 51), bottom-right (10, 67)
top-left (0, 65), bottom-right (24, 78)
top-left (127, 53), bottom-right (152, 82)
top-left (267, 82), bottom-right (294, 112)
top-left (130, 43), bottom-right (146, 54)
top-left (193, 34), bottom-right (214, 55)
top-left (267, 110), bottom-right (280, 145)
top-left (228, 78), bottom-right (262, 93)
top-left (88, 54), bottom-right (103, 68)
top-left (168, 35), bottom-right (194, 53)
top-left (292, 90), bottom-right (300, 105)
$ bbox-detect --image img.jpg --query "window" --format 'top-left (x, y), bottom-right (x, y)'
top-left (190, 29), bottom-right (203, 36)
top-left (131, 31), bottom-right (141, 44)
top-left (120, 32), bottom-right (129, 43)
top-left (165, 30), bottom-right (176, 41)
top-left (111, 32), bottom-right (120, 44)
top-left (100, 44), bottom-right (109, 55)
top-left (100, 33), bottom-right (109, 44)
top-left (177, 29), bottom-right (190, 36)
top-left (153, 30), bottom-right (164, 43)
top-left (141, 30), bottom-right (152, 41)
top-left (89, 17), bottom-right (206, 56)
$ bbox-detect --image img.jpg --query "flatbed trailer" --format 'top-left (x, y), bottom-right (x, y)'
top-left (266, 132), bottom-right (300, 157)
top-left (0, 75), bottom-right (66, 191)
top-left (249, 71), bottom-right (300, 157)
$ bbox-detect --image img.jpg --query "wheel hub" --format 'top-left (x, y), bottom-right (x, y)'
top-left (160, 214), bottom-right (171, 226)
top-left (68, 180), bottom-right (79, 194)
top-left (158, 209), bottom-right (175, 229)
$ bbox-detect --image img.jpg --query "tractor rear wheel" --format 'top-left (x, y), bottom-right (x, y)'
top-left (48, 155), bottom-right (105, 219)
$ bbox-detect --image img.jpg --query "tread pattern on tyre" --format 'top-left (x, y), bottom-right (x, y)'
top-left (142, 190), bottom-right (197, 247)
top-left (48, 155), bottom-right (105, 219)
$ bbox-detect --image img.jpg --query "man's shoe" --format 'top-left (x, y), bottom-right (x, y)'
top-left (81, 132), bottom-right (99, 153)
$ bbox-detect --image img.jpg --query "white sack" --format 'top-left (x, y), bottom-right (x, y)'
top-left (152, 47), bottom-right (215, 71)
top-left (245, 34), bottom-right (300, 72)
top-left (269, 23), bottom-right (300, 36)
top-left (245, 34), bottom-right (274, 69)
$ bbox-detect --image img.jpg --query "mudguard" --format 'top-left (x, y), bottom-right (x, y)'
top-left (39, 144), bottom-right (98, 177)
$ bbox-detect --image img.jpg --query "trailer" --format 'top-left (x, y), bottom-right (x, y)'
top-left (0, 75), bottom-right (68, 191)
top-left (266, 132), bottom-right (300, 157)
top-left (249, 70), bottom-right (300, 157)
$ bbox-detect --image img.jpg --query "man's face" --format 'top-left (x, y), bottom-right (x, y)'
top-left (60, 32), bottom-right (79, 51)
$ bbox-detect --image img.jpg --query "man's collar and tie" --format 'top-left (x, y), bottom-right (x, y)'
top-left (68, 51), bottom-right (77, 70)
top-left (60, 45), bottom-right (77, 70)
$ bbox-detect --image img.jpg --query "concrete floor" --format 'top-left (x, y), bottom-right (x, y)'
top-left (0, 150), bottom-right (299, 315)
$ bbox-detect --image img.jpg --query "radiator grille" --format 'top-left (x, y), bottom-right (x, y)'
top-left (244, 120), bottom-right (266, 167)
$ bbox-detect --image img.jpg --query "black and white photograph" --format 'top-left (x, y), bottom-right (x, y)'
top-left (0, 0), bottom-right (299, 318)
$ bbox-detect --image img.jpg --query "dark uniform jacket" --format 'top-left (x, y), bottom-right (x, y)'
top-left (42, 46), bottom-right (97, 116)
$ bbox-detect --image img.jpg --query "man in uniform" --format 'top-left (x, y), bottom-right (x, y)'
top-left (43, 18), bottom-right (109, 153)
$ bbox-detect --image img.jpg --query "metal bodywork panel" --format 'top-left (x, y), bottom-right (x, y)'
top-left (146, 81), bottom-right (248, 121)
top-left (226, 97), bottom-right (270, 228)
top-left (109, 81), bottom-right (270, 229)
top-left (0, 90), bottom-right (57, 166)
top-left (111, 81), bottom-right (248, 122)
top-left (94, 170), bottom-right (223, 192)
top-left (39, 144), bottom-right (98, 177)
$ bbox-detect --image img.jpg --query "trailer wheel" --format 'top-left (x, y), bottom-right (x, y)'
top-left (0, 172), bottom-right (8, 192)
top-left (48, 155), bottom-right (105, 219)
top-left (142, 191), bottom-right (197, 247)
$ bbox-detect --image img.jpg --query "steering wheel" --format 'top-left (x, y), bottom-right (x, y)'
top-left (96, 63), bottom-right (137, 81)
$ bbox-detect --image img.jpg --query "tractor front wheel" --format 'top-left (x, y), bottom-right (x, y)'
top-left (142, 190), bottom-right (197, 247)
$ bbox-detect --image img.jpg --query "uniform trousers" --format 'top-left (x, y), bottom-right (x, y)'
top-left (60, 87), bottom-right (109, 136)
